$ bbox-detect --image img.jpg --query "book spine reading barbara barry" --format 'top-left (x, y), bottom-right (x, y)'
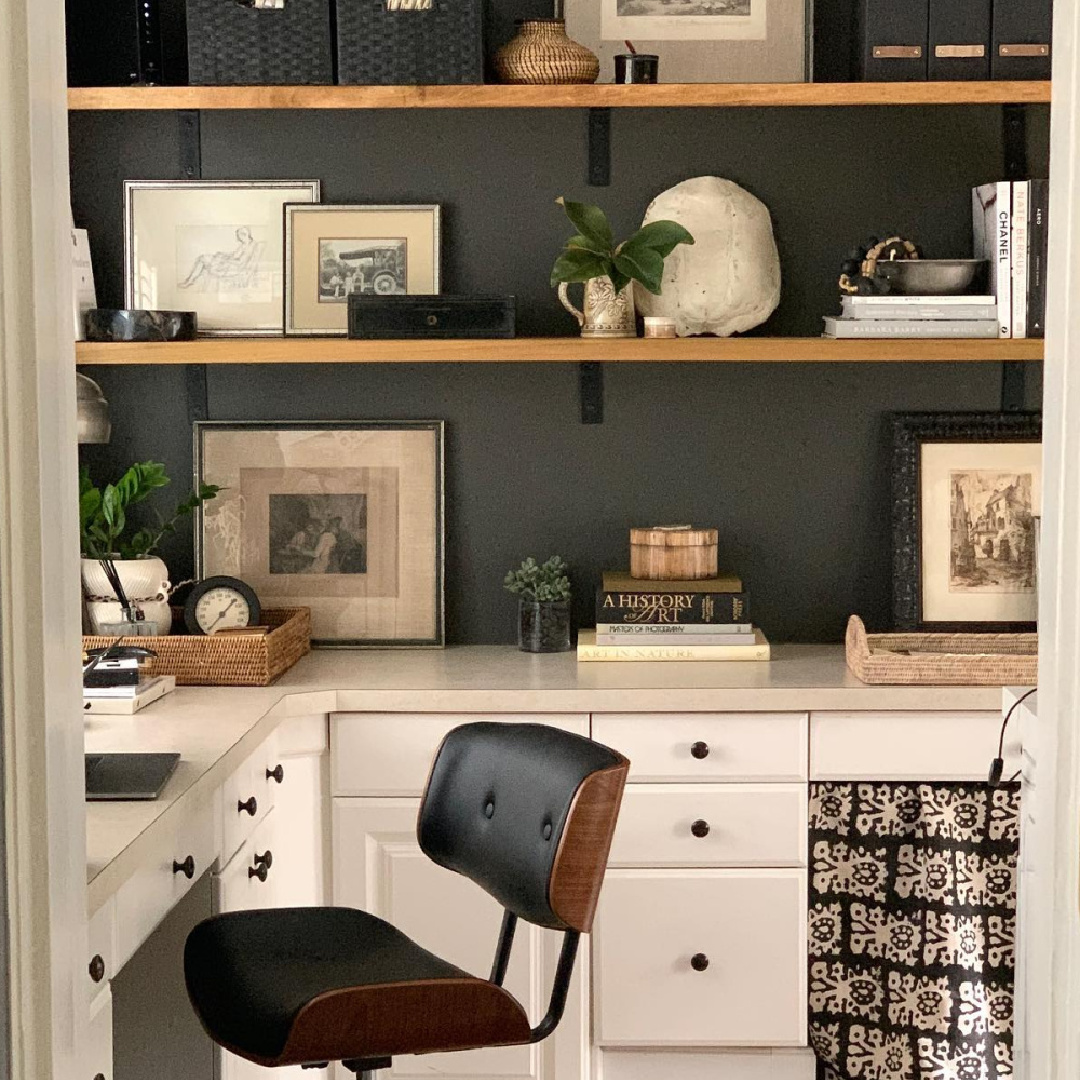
top-left (596, 588), bottom-right (748, 625)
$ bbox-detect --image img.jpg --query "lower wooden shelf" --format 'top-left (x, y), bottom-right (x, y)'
top-left (73, 337), bottom-right (1043, 365)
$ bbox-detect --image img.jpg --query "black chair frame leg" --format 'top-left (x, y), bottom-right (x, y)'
top-left (342, 1057), bottom-right (392, 1078)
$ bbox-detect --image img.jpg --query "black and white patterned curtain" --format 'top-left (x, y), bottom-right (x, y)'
top-left (808, 783), bottom-right (1020, 1080)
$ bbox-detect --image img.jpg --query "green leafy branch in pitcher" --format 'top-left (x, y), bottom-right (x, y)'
top-left (549, 197), bottom-right (694, 295)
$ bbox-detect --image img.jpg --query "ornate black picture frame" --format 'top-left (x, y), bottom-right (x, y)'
top-left (891, 411), bottom-right (1042, 632)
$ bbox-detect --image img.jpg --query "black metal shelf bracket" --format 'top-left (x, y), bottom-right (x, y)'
top-left (179, 109), bottom-right (202, 181)
top-left (587, 108), bottom-right (611, 187)
top-left (579, 362), bottom-right (604, 423)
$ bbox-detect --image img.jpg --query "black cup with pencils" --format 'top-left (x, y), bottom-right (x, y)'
top-left (614, 41), bottom-right (659, 83)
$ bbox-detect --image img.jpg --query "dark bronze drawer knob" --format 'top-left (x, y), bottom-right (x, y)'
top-left (238, 796), bottom-right (258, 816)
top-left (89, 954), bottom-right (106, 983)
top-left (253, 850), bottom-right (273, 870)
top-left (248, 862), bottom-right (269, 883)
top-left (690, 819), bottom-right (711, 838)
top-left (94, 1074), bottom-right (106, 1080)
top-left (690, 741), bottom-right (710, 760)
top-left (266, 764), bottom-right (284, 784)
top-left (173, 855), bottom-right (195, 879)
top-left (690, 952), bottom-right (710, 972)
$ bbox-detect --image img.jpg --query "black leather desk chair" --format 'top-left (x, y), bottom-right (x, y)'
top-left (184, 722), bottom-right (629, 1078)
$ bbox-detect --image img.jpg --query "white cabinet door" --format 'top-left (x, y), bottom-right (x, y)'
top-left (270, 752), bottom-right (328, 910)
top-left (333, 797), bottom-right (585, 1080)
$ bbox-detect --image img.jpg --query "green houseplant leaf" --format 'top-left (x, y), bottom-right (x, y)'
top-left (556, 198), bottom-right (614, 253)
top-left (622, 220), bottom-right (695, 260)
top-left (613, 246), bottom-right (665, 295)
top-left (550, 248), bottom-right (611, 287)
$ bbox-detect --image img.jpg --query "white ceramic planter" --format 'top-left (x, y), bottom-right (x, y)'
top-left (81, 555), bottom-right (173, 636)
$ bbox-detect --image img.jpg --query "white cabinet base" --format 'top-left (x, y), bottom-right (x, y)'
top-left (597, 1049), bottom-right (816, 1080)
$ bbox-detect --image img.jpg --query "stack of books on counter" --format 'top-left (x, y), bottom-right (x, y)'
top-left (823, 294), bottom-right (999, 339)
top-left (578, 571), bottom-right (770, 663)
top-left (83, 655), bottom-right (176, 714)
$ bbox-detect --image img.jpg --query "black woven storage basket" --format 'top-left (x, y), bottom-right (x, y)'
top-left (187, 0), bottom-right (333, 85)
top-left (335, 0), bottom-right (483, 85)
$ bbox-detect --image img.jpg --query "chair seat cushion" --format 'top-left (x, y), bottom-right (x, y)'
top-left (185, 907), bottom-right (532, 1066)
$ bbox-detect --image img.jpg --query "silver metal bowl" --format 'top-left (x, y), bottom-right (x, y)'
top-left (875, 259), bottom-right (989, 296)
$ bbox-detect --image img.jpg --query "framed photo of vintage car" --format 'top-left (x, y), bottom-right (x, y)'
top-left (124, 180), bottom-right (321, 335)
top-left (284, 204), bottom-right (441, 335)
top-left (891, 411), bottom-right (1042, 632)
top-left (195, 420), bottom-right (445, 647)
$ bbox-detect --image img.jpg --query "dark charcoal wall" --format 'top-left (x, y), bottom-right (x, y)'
top-left (70, 105), bottom-right (1047, 644)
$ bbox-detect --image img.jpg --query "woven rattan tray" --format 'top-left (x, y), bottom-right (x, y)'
top-left (84, 608), bottom-right (311, 687)
top-left (845, 615), bottom-right (1037, 686)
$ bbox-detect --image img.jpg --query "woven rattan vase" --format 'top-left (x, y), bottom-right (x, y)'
top-left (494, 19), bottom-right (599, 85)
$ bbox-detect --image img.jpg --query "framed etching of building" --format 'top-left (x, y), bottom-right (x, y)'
top-left (891, 412), bottom-right (1042, 633)
top-left (565, 0), bottom-right (806, 83)
top-left (195, 421), bottom-right (445, 647)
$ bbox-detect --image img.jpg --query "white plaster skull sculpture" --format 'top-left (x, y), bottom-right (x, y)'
top-left (635, 176), bottom-right (781, 337)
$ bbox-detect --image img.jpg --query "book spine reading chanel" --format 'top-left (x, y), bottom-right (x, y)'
top-left (596, 588), bottom-right (748, 625)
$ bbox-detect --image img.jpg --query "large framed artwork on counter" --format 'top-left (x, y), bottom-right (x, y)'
top-left (891, 411), bottom-right (1042, 633)
top-left (195, 421), bottom-right (445, 647)
top-left (124, 180), bottom-right (321, 335)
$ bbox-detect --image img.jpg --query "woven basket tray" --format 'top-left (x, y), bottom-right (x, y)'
top-left (845, 615), bottom-right (1037, 686)
top-left (84, 608), bottom-right (311, 687)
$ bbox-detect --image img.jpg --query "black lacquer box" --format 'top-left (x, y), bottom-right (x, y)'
top-left (348, 296), bottom-right (516, 340)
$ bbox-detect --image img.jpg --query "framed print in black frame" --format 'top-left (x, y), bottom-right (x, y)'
top-left (194, 420), bottom-right (445, 648)
top-left (892, 411), bottom-right (1042, 633)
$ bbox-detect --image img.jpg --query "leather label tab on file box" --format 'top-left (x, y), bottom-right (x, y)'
top-left (935, 44), bottom-right (985, 57)
top-left (999, 43), bottom-right (1049, 56)
top-left (873, 45), bottom-right (923, 58)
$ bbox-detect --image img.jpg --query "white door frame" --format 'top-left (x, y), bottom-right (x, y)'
top-left (1027, 0), bottom-right (1080, 1073)
top-left (0, 0), bottom-right (88, 1076)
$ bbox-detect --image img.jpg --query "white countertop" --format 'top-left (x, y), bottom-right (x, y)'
top-left (84, 643), bottom-right (1002, 910)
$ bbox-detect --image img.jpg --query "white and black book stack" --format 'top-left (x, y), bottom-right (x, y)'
top-left (83, 656), bottom-right (175, 714)
top-left (823, 294), bottom-right (1000, 339)
top-left (973, 179), bottom-right (1050, 339)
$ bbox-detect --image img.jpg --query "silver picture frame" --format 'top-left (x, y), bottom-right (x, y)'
top-left (124, 179), bottom-right (321, 337)
top-left (283, 203), bottom-right (442, 337)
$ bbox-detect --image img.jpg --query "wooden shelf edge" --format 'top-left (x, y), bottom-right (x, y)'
top-left (67, 81), bottom-right (1053, 111)
top-left (74, 337), bottom-right (1045, 365)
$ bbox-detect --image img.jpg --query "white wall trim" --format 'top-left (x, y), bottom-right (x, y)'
top-left (1029, 0), bottom-right (1080, 1072)
top-left (0, 0), bottom-right (87, 1075)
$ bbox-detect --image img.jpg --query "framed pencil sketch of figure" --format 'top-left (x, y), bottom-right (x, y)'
top-left (891, 412), bottom-right (1042, 632)
top-left (124, 180), bottom-right (320, 336)
top-left (566, 0), bottom-right (805, 83)
top-left (284, 204), bottom-right (441, 335)
top-left (195, 421), bottom-right (445, 647)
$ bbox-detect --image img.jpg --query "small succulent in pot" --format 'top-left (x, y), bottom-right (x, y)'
top-left (504, 555), bottom-right (572, 653)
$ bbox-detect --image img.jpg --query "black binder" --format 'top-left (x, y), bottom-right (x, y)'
top-left (991, 0), bottom-right (1052, 80)
top-left (929, 0), bottom-right (991, 80)
top-left (854, 0), bottom-right (929, 81)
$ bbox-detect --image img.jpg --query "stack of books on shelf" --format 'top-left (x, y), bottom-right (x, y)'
top-left (823, 294), bottom-right (1000, 339)
top-left (83, 655), bottom-right (175, 715)
top-left (578, 571), bottom-right (770, 663)
top-left (973, 178), bottom-right (1050, 339)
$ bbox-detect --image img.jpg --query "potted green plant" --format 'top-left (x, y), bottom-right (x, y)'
top-left (504, 555), bottom-right (573, 653)
top-left (550, 197), bottom-right (693, 338)
top-left (80, 461), bottom-right (219, 634)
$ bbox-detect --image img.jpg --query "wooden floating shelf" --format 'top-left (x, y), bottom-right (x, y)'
top-left (75, 337), bottom-right (1044, 366)
top-left (67, 81), bottom-right (1052, 111)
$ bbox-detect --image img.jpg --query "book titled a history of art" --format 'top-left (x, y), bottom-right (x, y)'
top-left (595, 570), bottom-right (748, 626)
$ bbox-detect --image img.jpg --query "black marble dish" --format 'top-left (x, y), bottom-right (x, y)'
top-left (84, 309), bottom-right (198, 342)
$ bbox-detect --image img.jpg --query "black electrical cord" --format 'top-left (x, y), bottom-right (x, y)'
top-left (988, 685), bottom-right (1038, 786)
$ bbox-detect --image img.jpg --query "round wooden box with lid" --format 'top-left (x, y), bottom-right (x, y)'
top-left (630, 526), bottom-right (718, 581)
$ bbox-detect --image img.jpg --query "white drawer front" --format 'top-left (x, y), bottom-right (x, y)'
top-left (87, 985), bottom-right (113, 1080)
top-left (86, 897), bottom-right (116, 1007)
top-left (115, 795), bottom-right (216, 970)
top-left (593, 714), bottom-right (808, 784)
top-left (217, 810), bottom-right (279, 914)
top-left (599, 1049), bottom-right (817, 1080)
top-left (595, 869), bottom-right (807, 1047)
top-left (810, 711), bottom-right (1018, 780)
top-left (331, 713), bottom-right (589, 796)
top-left (222, 736), bottom-right (278, 862)
top-left (609, 785), bottom-right (807, 868)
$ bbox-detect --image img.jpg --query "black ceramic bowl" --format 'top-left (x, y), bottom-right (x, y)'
top-left (84, 309), bottom-right (198, 342)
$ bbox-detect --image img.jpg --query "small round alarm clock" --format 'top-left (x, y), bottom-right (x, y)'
top-left (184, 576), bottom-right (261, 635)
